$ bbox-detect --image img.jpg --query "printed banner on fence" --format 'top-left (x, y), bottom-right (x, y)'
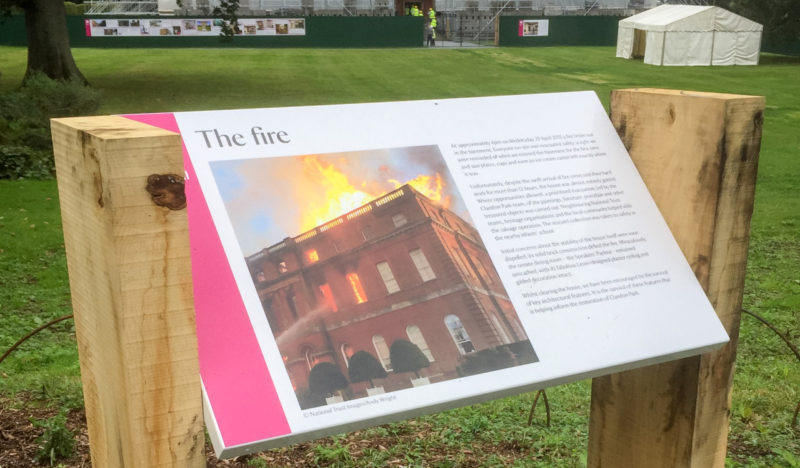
top-left (519, 19), bottom-right (549, 36)
top-left (125, 91), bottom-right (728, 458)
top-left (86, 18), bottom-right (306, 37)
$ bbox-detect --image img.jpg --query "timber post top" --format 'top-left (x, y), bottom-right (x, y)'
top-left (617, 87), bottom-right (765, 102)
top-left (51, 115), bottom-right (179, 139)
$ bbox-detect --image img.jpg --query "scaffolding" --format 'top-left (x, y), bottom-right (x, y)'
top-left (84, 0), bottom-right (706, 16)
top-left (86, 0), bottom-right (159, 14)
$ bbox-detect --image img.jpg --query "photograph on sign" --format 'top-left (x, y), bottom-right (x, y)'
top-left (210, 146), bottom-right (539, 409)
top-left (140, 91), bottom-right (730, 457)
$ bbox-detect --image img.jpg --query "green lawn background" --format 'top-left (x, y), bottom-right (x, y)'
top-left (0, 45), bottom-right (797, 467)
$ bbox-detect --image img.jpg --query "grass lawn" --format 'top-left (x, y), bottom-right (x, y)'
top-left (0, 45), bottom-right (798, 467)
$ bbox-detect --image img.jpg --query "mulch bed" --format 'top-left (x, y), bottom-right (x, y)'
top-left (0, 396), bottom-right (259, 467)
top-left (0, 394), bottom-right (506, 467)
top-left (1, 394), bottom-right (770, 466)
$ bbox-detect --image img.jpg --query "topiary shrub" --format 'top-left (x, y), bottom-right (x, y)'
top-left (296, 387), bottom-right (326, 410)
top-left (347, 350), bottom-right (387, 388)
top-left (505, 339), bottom-right (538, 365)
top-left (389, 339), bottom-right (430, 378)
top-left (0, 73), bottom-right (101, 179)
top-left (457, 347), bottom-right (515, 377)
top-left (308, 362), bottom-right (349, 399)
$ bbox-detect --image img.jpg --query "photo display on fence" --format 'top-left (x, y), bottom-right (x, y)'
top-left (85, 18), bottom-right (306, 37)
top-left (124, 92), bottom-right (729, 458)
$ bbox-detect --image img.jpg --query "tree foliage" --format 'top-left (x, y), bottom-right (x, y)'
top-left (212, 0), bottom-right (240, 41)
top-left (308, 362), bottom-right (349, 398)
top-left (389, 339), bottom-right (430, 379)
top-left (0, 73), bottom-right (100, 179)
top-left (714, 0), bottom-right (800, 43)
top-left (347, 351), bottom-right (387, 388)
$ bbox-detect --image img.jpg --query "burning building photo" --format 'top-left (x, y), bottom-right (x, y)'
top-left (210, 146), bottom-right (537, 409)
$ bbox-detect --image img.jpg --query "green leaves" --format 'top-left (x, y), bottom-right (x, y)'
top-left (33, 412), bottom-right (75, 466)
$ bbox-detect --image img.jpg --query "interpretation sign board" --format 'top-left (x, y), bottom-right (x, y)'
top-left (124, 92), bottom-right (728, 458)
top-left (519, 19), bottom-right (549, 37)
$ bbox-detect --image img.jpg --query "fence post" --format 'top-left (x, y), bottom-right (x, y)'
top-left (587, 89), bottom-right (764, 467)
top-left (51, 116), bottom-right (206, 468)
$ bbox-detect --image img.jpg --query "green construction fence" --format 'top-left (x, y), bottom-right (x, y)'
top-left (0, 15), bottom-right (425, 48)
top-left (497, 16), bottom-right (620, 47)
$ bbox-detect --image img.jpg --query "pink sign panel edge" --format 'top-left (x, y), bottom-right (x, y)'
top-left (122, 113), bottom-right (291, 447)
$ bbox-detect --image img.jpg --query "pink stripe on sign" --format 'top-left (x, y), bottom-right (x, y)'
top-left (85, 20), bottom-right (91, 37)
top-left (123, 113), bottom-right (291, 446)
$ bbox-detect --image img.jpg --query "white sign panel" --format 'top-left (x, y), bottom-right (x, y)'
top-left (127, 92), bottom-right (727, 458)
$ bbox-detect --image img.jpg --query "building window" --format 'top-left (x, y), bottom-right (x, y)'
top-left (444, 314), bottom-right (475, 355)
top-left (346, 272), bottom-right (368, 304)
top-left (341, 344), bottom-right (354, 367)
top-left (303, 347), bottom-right (316, 370)
top-left (376, 261), bottom-right (400, 294)
top-left (286, 289), bottom-right (299, 319)
top-left (406, 325), bottom-right (434, 362)
top-left (361, 225), bottom-right (374, 241)
top-left (410, 248), bottom-right (436, 282)
top-left (392, 213), bottom-right (408, 228)
top-left (372, 334), bottom-right (392, 371)
top-left (306, 249), bottom-right (319, 264)
top-left (278, 261), bottom-right (288, 274)
top-left (319, 283), bottom-right (338, 312)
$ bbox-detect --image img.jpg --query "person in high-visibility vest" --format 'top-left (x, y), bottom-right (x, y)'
top-left (427, 18), bottom-right (437, 46)
top-left (428, 7), bottom-right (436, 19)
top-left (411, 5), bottom-right (420, 16)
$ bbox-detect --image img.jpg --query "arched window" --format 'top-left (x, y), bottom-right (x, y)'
top-left (302, 346), bottom-right (316, 370)
top-left (372, 334), bottom-right (392, 371)
top-left (444, 315), bottom-right (475, 355)
top-left (341, 344), bottom-right (353, 367)
top-left (406, 325), bottom-right (434, 362)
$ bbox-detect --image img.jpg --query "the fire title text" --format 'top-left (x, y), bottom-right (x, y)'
top-left (195, 126), bottom-right (290, 149)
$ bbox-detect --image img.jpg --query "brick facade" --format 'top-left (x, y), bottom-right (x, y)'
top-left (246, 184), bottom-right (534, 407)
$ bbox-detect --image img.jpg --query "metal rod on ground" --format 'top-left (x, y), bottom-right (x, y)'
top-left (0, 314), bottom-right (74, 366)
top-left (527, 389), bottom-right (551, 427)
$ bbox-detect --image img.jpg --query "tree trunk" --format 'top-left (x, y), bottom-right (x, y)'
top-left (24, 0), bottom-right (87, 84)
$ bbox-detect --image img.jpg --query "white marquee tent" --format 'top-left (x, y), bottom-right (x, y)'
top-left (616, 5), bottom-right (762, 66)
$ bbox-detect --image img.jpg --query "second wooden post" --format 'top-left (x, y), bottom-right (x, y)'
top-left (588, 89), bottom-right (764, 467)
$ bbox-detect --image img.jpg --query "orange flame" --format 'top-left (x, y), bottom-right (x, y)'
top-left (299, 155), bottom-right (450, 231)
top-left (390, 173), bottom-right (451, 209)
top-left (300, 156), bottom-right (376, 231)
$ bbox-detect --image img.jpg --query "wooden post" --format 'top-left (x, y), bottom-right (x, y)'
top-left (51, 116), bottom-right (206, 468)
top-left (588, 89), bottom-right (764, 468)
